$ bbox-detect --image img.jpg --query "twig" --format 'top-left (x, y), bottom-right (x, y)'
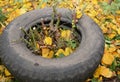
top-left (55, 13), bottom-right (61, 28)
top-left (30, 27), bottom-right (37, 51)
top-left (108, 0), bottom-right (113, 5)
top-left (40, 18), bottom-right (46, 29)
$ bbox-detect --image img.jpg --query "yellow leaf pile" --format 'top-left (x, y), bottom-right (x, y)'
top-left (7, 9), bottom-right (27, 22)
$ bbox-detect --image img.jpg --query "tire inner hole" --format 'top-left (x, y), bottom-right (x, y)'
top-left (23, 20), bottom-right (82, 58)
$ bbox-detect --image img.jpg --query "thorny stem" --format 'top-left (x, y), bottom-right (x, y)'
top-left (72, 10), bottom-right (77, 29)
top-left (20, 27), bottom-right (29, 36)
top-left (50, 1), bottom-right (57, 29)
top-left (72, 0), bottom-right (79, 29)
top-left (33, 27), bottom-right (41, 40)
top-left (30, 27), bottom-right (37, 51)
top-left (41, 18), bottom-right (46, 28)
top-left (22, 38), bottom-right (32, 47)
top-left (55, 14), bottom-right (61, 28)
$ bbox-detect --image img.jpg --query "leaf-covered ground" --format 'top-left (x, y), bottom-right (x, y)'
top-left (0, 0), bottom-right (120, 82)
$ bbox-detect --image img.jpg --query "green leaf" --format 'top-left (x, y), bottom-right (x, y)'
top-left (67, 40), bottom-right (77, 49)
top-left (14, 0), bottom-right (23, 3)
top-left (115, 0), bottom-right (120, 3)
top-left (104, 5), bottom-right (111, 10)
top-left (0, 8), bottom-right (7, 23)
top-left (105, 40), bottom-right (112, 44)
top-left (59, 53), bottom-right (65, 58)
top-left (104, 18), bottom-right (112, 22)
top-left (29, 28), bottom-right (37, 51)
top-left (100, 2), bottom-right (108, 6)
top-left (91, 78), bottom-right (100, 82)
top-left (14, 79), bottom-right (19, 82)
top-left (37, 0), bottom-right (49, 8)
top-left (117, 3), bottom-right (120, 7)
top-left (110, 59), bottom-right (116, 71)
top-left (116, 57), bottom-right (120, 67)
top-left (104, 35), bottom-right (112, 44)
top-left (99, 1), bottom-right (120, 15)
top-left (43, 0), bottom-right (48, 2)
top-left (110, 57), bottom-right (120, 72)
top-left (112, 35), bottom-right (120, 40)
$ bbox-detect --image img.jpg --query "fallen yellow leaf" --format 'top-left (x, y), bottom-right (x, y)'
top-left (0, 27), bottom-right (5, 35)
top-left (36, 42), bottom-right (40, 50)
top-left (117, 71), bottom-right (120, 75)
top-left (117, 49), bottom-right (120, 54)
top-left (64, 47), bottom-right (73, 56)
top-left (102, 52), bottom-right (114, 65)
top-left (108, 33), bottom-right (116, 39)
top-left (44, 36), bottom-right (52, 45)
top-left (99, 76), bottom-right (103, 82)
top-left (85, 78), bottom-right (91, 82)
top-left (101, 25), bottom-right (108, 33)
top-left (47, 51), bottom-right (54, 58)
top-left (20, 8), bottom-right (27, 15)
top-left (7, 8), bottom-right (26, 22)
top-left (116, 28), bottom-right (120, 34)
top-left (108, 44), bottom-right (116, 53)
top-left (61, 30), bottom-right (71, 40)
top-left (94, 66), bottom-right (113, 78)
top-left (42, 48), bottom-right (50, 58)
top-left (76, 7), bottom-right (82, 18)
top-left (112, 51), bottom-right (120, 58)
top-left (94, 66), bottom-right (101, 78)
top-left (41, 3), bottom-right (47, 8)
top-left (23, 2), bottom-right (32, 9)
top-left (55, 49), bottom-right (64, 56)
top-left (0, 65), bottom-right (4, 72)
top-left (100, 66), bottom-right (113, 78)
top-left (5, 69), bottom-right (11, 76)
top-left (92, 0), bottom-right (98, 4)
top-left (116, 10), bottom-right (120, 14)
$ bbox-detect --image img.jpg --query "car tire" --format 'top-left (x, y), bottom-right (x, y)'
top-left (0, 8), bottom-right (105, 82)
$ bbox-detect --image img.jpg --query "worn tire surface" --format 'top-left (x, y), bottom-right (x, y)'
top-left (0, 8), bottom-right (105, 82)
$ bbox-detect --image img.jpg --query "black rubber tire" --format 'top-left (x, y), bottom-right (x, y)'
top-left (0, 8), bottom-right (105, 82)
